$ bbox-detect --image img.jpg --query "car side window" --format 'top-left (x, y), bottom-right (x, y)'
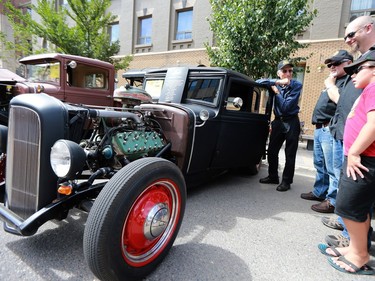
top-left (225, 80), bottom-right (261, 113)
top-left (68, 64), bottom-right (108, 90)
top-left (186, 78), bottom-right (220, 104)
top-left (250, 87), bottom-right (261, 113)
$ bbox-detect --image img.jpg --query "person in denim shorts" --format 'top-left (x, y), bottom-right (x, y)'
top-left (325, 49), bottom-right (375, 275)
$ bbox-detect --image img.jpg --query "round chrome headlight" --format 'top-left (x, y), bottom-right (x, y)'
top-left (199, 110), bottom-right (209, 121)
top-left (50, 140), bottom-right (86, 179)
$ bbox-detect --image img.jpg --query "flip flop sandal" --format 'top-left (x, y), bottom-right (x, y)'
top-left (318, 243), bottom-right (342, 257)
top-left (328, 256), bottom-right (375, 275)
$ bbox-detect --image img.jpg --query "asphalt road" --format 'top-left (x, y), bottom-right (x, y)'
top-left (0, 165), bottom-right (374, 281)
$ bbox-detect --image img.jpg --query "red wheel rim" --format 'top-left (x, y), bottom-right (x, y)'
top-left (121, 178), bottom-right (181, 267)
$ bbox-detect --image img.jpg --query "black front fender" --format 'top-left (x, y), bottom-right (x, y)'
top-left (0, 182), bottom-right (106, 236)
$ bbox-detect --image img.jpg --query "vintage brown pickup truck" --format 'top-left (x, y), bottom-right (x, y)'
top-left (0, 53), bottom-right (154, 124)
top-left (16, 53), bottom-right (116, 105)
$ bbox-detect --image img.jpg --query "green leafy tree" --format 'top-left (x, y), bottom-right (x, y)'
top-left (206, 0), bottom-right (317, 78)
top-left (0, 0), bottom-right (131, 70)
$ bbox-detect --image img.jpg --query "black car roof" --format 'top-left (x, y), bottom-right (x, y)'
top-left (145, 66), bottom-right (255, 82)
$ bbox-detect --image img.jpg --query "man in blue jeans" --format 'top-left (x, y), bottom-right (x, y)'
top-left (301, 51), bottom-right (353, 214)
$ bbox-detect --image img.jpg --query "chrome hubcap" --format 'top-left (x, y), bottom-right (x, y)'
top-left (144, 203), bottom-right (170, 240)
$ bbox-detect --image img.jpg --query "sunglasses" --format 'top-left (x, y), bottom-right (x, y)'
top-left (281, 69), bottom-right (293, 73)
top-left (327, 60), bottom-right (348, 68)
top-left (344, 23), bottom-right (373, 41)
top-left (352, 64), bottom-right (375, 75)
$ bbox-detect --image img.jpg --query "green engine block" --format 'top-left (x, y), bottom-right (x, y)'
top-left (112, 131), bottom-right (165, 160)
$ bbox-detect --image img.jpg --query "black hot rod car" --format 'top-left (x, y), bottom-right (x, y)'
top-left (0, 67), bottom-right (273, 280)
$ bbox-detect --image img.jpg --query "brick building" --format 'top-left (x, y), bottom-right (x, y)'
top-left (0, 0), bottom-right (30, 70)
top-left (1, 0), bottom-right (375, 133)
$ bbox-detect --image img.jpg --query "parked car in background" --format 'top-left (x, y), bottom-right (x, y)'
top-left (0, 68), bottom-right (26, 124)
top-left (121, 68), bottom-right (148, 87)
top-left (0, 66), bottom-right (274, 280)
top-left (18, 53), bottom-right (117, 106)
top-left (114, 68), bottom-right (152, 107)
top-left (0, 53), bottom-right (118, 125)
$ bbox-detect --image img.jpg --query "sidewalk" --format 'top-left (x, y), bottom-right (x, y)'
top-left (261, 140), bottom-right (316, 178)
top-left (294, 140), bottom-right (315, 177)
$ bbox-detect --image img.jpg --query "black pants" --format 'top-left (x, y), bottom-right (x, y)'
top-left (267, 116), bottom-right (300, 184)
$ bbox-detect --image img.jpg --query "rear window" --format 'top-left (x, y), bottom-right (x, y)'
top-left (84, 73), bottom-right (106, 89)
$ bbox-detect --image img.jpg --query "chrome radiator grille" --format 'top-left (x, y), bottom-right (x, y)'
top-left (6, 106), bottom-right (41, 219)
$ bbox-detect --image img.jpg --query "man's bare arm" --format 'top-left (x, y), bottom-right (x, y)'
top-left (324, 75), bottom-right (339, 104)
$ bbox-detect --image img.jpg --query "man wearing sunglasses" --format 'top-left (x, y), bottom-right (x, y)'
top-left (345, 17), bottom-right (375, 54)
top-left (257, 60), bottom-right (302, 192)
top-left (301, 50), bottom-right (353, 213)
top-left (318, 15), bottom-right (375, 254)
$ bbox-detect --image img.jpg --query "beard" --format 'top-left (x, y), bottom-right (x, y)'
top-left (350, 42), bottom-right (360, 53)
top-left (330, 71), bottom-right (338, 78)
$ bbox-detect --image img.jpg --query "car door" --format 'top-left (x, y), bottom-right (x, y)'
top-left (64, 62), bottom-right (113, 106)
top-left (210, 77), bottom-right (272, 169)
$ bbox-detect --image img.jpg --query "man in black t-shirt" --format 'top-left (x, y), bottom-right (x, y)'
top-left (300, 51), bottom-right (353, 214)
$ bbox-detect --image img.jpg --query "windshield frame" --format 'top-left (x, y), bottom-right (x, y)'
top-left (23, 60), bottom-right (61, 85)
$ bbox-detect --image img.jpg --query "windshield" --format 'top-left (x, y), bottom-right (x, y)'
top-left (24, 61), bottom-right (60, 84)
top-left (144, 79), bottom-right (164, 101)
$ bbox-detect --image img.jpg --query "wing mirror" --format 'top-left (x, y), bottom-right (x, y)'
top-left (232, 97), bottom-right (243, 109)
top-left (67, 61), bottom-right (77, 69)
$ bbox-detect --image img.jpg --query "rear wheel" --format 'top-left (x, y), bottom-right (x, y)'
top-left (83, 158), bottom-right (186, 281)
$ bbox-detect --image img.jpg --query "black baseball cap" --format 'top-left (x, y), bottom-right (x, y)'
top-left (344, 49), bottom-right (375, 75)
top-left (324, 50), bottom-right (353, 64)
top-left (277, 60), bottom-right (294, 70)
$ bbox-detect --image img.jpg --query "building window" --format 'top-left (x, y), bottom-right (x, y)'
top-left (21, 6), bottom-right (31, 16)
top-left (42, 38), bottom-right (48, 49)
top-left (56, 0), bottom-right (69, 10)
top-left (138, 17), bottom-right (152, 45)
top-left (175, 9), bottom-right (192, 40)
top-left (109, 23), bottom-right (119, 43)
top-left (350, 0), bottom-right (375, 21)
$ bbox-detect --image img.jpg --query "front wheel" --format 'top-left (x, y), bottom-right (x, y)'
top-left (83, 158), bottom-right (186, 281)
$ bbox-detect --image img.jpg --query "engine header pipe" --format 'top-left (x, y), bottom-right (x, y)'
top-left (88, 109), bottom-right (142, 124)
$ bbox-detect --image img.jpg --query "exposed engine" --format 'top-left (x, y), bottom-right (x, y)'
top-left (72, 107), bottom-right (168, 173)
top-left (0, 93), bottom-right (172, 223)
